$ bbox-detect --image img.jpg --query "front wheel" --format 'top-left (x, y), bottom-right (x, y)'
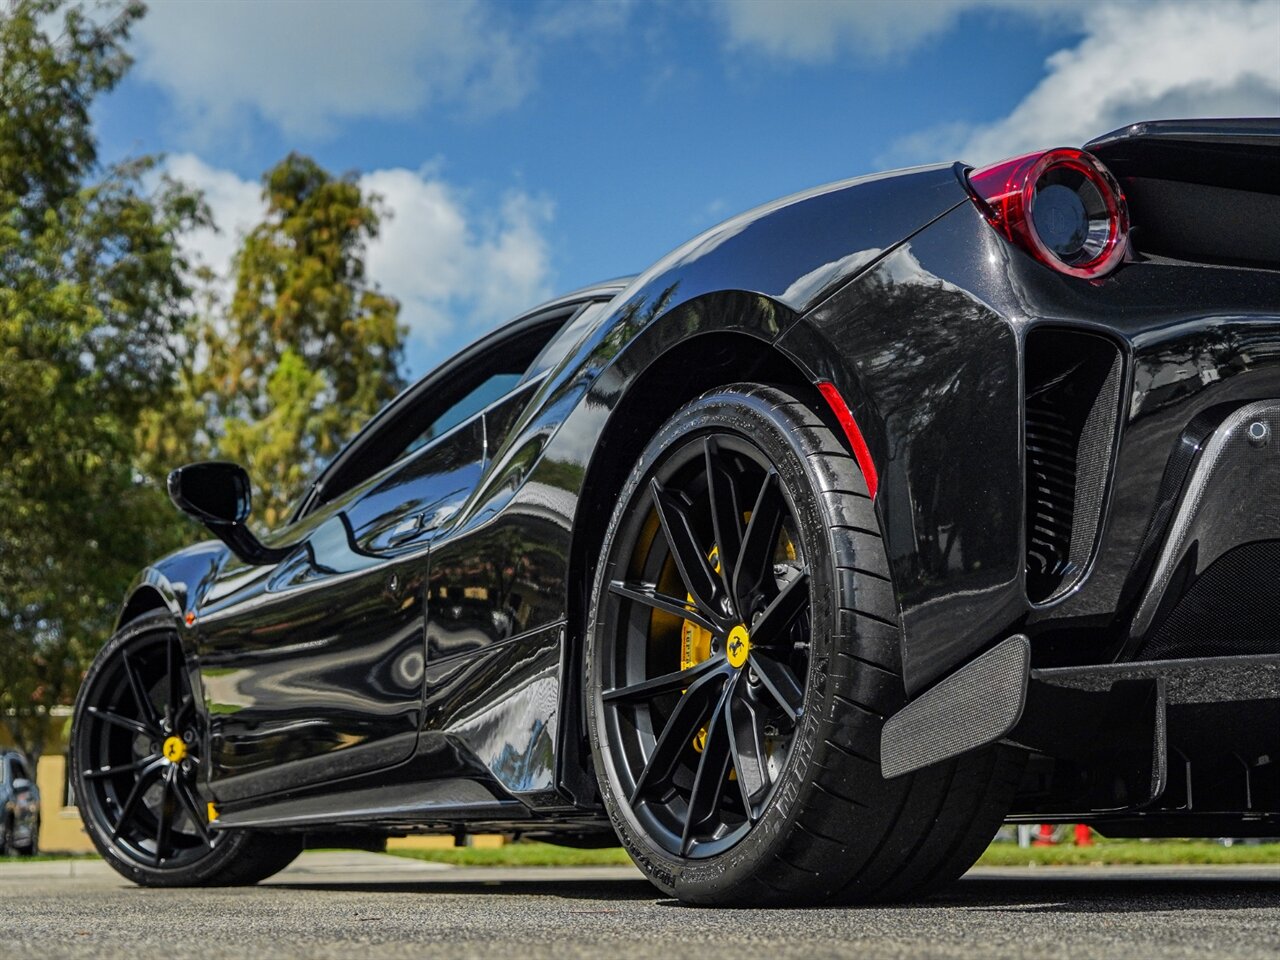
top-left (585, 384), bottom-right (1021, 905)
top-left (71, 614), bottom-right (302, 886)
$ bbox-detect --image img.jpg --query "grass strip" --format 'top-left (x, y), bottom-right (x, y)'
top-left (387, 838), bottom-right (1280, 869)
top-left (976, 839), bottom-right (1280, 867)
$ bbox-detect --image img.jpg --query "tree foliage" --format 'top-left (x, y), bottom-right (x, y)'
top-left (0, 0), bottom-right (206, 761)
top-left (203, 153), bottom-right (405, 527)
top-left (0, 2), bottom-right (409, 762)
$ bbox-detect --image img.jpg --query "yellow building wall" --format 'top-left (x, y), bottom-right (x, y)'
top-left (387, 834), bottom-right (506, 852)
top-left (34, 754), bottom-right (94, 853)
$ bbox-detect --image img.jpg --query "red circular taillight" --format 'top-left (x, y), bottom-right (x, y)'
top-left (966, 147), bottom-right (1129, 279)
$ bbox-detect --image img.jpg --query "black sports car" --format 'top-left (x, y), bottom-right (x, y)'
top-left (71, 118), bottom-right (1280, 904)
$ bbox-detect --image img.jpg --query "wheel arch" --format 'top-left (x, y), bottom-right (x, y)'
top-left (117, 584), bottom-right (175, 630)
top-left (114, 540), bottom-right (228, 633)
top-left (555, 296), bottom-right (836, 800)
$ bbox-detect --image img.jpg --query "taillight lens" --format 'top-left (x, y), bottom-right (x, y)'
top-left (966, 148), bottom-right (1129, 279)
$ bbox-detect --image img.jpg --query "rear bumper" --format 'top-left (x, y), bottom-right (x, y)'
top-left (1129, 400), bottom-right (1280, 654)
top-left (1011, 652), bottom-right (1280, 833)
top-left (1037, 316), bottom-right (1280, 662)
top-left (881, 634), bottom-right (1280, 830)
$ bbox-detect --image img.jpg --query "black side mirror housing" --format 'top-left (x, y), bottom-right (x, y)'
top-left (167, 462), bottom-right (291, 566)
top-left (167, 461), bottom-right (251, 526)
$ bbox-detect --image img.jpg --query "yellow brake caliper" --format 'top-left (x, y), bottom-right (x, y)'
top-left (681, 547), bottom-right (718, 752)
top-left (680, 528), bottom-right (799, 753)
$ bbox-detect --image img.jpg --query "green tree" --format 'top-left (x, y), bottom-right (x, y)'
top-left (0, 0), bottom-right (207, 762)
top-left (204, 153), bottom-right (405, 527)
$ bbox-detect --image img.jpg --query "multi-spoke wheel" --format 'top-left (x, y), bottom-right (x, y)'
top-left (599, 431), bottom-right (811, 859)
top-left (586, 385), bottom-right (1022, 905)
top-left (72, 613), bottom-right (302, 886)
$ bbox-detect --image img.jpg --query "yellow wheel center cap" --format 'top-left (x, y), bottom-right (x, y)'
top-left (162, 736), bottom-right (188, 764)
top-left (726, 625), bottom-right (751, 668)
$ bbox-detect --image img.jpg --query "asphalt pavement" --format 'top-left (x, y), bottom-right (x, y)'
top-left (2, 851), bottom-right (1278, 959)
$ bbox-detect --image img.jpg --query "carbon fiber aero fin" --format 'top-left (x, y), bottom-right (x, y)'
top-left (880, 635), bottom-right (1030, 779)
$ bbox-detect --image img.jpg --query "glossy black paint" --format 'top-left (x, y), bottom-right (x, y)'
top-left (110, 125), bottom-right (1280, 832)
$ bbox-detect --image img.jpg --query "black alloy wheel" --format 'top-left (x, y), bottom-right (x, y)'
top-left (76, 624), bottom-right (213, 870)
top-left (586, 385), bottom-right (1023, 905)
top-left (598, 431), bottom-right (809, 859)
top-left (72, 614), bottom-right (302, 886)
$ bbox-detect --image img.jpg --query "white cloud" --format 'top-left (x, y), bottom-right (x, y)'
top-left (166, 158), bottom-right (555, 375)
top-left (713, 0), bottom-right (1072, 62)
top-left (359, 168), bottom-right (555, 358)
top-left (535, 0), bottom-right (637, 41)
top-left (164, 154), bottom-right (264, 284)
top-left (887, 1), bottom-right (1280, 166)
top-left (133, 1), bottom-right (530, 138)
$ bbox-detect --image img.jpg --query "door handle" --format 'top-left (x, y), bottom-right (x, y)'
top-left (385, 501), bottom-right (462, 547)
top-left (420, 504), bottom-right (458, 533)
top-left (387, 514), bottom-right (425, 546)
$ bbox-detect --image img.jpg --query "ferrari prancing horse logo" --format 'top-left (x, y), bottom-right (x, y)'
top-left (726, 625), bottom-right (751, 668)
top-left (162, 736), bottom-right (188, 764)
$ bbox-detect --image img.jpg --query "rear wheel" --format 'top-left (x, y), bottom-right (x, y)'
top-left (585, 384), bottom-right (1020, 905)
top-left (71, 614), bottom-right (302, 886)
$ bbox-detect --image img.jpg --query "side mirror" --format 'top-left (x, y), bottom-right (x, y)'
top-left (167, 462), bottom-right (291, 566)
top-left (12, 778), bottom-right (32, 795)
top-left (167, 461), bottom-right (251, 526)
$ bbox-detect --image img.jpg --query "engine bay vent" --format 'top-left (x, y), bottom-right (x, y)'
top-left (1024, 328), bottom-right (1123, 603)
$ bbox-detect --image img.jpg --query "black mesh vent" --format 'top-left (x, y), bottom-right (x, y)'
top-left (1026, 398), bottom-right (1078, 585)
top-left (1142, 540), bottom-right (1280, 660)
top-left (1024, 329), bottom-right (1123, 603)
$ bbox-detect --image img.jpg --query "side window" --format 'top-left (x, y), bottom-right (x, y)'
top-left (11, 758), bottom-right (29, 782)
top-left (398, 371), bottom-right (523, 462)
top-left (305, 307), bottom-right (581, 514)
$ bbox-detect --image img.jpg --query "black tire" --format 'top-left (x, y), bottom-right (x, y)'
top-left (0, 815), bottom-right (15, 857)
top-left (15, 818), bottom-right (38, 856)
top-left (584, 384), bottom-right (1020, 905)
top-left (71, 613), bottom-right (303, 887)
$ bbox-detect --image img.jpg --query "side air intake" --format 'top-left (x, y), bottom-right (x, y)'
top-left (1024, 328), bottom-right (1123, 603)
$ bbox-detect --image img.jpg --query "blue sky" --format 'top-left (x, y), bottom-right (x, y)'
top-left (94, 0), bottom-right (1280, 378)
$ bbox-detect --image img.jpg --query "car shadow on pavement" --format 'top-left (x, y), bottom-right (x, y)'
top-left (932, 876), bottom-right (1280, 914)
top-left (267, 874), bottom-right (1280, 911)
top-left (267, 878), bottom-right (661, 902)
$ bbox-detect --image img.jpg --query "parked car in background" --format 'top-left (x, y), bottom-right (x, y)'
top-left (1, 750), bottom-right (40, 855)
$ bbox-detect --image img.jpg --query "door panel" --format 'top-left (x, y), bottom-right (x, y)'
top-left (419, 624), bottom-right (562, 794)
top-left (195, 417), bottom-right (486, 802)
top-left (425, 392), bottom-right (568, 661)
top-left (349, 418), bottom-right (486, 555)
top-left (196, 517), bottom-right (425, 802)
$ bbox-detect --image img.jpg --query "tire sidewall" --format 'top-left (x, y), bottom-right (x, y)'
top-left (584, 385), bottom-right (847, 902)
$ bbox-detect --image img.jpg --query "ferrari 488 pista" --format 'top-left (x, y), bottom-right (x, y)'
top-left (72, 119), bottom-right (1280, 904)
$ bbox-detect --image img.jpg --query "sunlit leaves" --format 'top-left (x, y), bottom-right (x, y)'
top-left (0, 0), bottom-right (201, 761)
top-left (200, 153), bottom-right (406, 526)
